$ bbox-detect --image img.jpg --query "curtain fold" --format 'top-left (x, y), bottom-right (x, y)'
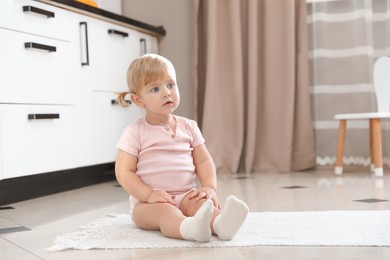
top-left (193, 0), bottom-right (315, 173)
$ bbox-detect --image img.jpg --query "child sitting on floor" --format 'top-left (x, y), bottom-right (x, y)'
top-left (115, 54), bottom-right (249, 242)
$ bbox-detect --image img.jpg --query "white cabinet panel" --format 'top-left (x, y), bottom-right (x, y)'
top-left (0, 104), bottom-right (76, 178)
top-left (0, 0), bottom-right (72, 41)
top-left (0, 29), bottom-right (74, 105)
top-left (93, 91), bottom-right (143, 164)
top-left (82, 18), bottom-right (140, 92)
top-left (139, 33), bottom-right (159, 55)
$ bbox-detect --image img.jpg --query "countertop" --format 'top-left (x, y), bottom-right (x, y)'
top-left (35, 0), bottom-right (166, 37)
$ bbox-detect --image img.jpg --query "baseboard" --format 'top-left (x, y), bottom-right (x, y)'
top-left (0, 163), bottom-right (116, 206)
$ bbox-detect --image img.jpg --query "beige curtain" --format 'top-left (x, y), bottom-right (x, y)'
top-left (192, 0), bottom-right (315, 173)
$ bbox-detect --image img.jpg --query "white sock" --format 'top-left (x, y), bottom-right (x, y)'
top-left (179, 199), bottom-right (214, 242)
top-left (213, 195), bottom-right (249, 240)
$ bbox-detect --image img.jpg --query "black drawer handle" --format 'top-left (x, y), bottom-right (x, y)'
top-left (80, 22), bottom-right (90, 66)
top-left (28, 114), bottom-right (60, 120)
top-left (23, 5), bottom-right (55, 18)
top-left (140, 38), bottom-right (147, 55)
top-left (108, 29), bottom-right (128, 38)
top-left (111, 99), bottom-right (131, 105)
top-left (25, 42), bottom-right (56, 52)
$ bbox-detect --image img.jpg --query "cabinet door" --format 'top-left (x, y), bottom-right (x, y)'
top-left (80, 17), bottom-right (140, 92)
top-left (0, 104), bottom-right (76, 179)
top-left (93, 91), bottom-right (143, 164)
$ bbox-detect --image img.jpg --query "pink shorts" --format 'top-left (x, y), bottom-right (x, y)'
top-left (130, 188), bottom-right (196, 213)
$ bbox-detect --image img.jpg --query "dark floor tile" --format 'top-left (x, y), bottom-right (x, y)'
top-left (0, 206), bottom-right (14, 210)
top-left (353, 198), bottom-right (389, 203)
top-left (281, 186), bottom-right (308, 189)
top-left (0, 226), bottom-right (30, 234)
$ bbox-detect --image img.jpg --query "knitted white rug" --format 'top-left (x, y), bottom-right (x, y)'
top-left (47, 211), bottom-right (390, 251)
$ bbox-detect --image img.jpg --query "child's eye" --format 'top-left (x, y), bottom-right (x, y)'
top-left (151, 87), bottom-right (159, 93)
top-left (167, 83), bottom-right (175, 89)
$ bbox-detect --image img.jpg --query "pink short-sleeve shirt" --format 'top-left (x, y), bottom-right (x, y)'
top-left (116, 115), bottom-right (205, 194)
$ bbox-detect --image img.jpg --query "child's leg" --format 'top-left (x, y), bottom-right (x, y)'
top-left (132, 201), bottom-right (213, 242)
top-left (132, 202), bottom-right (184, 238)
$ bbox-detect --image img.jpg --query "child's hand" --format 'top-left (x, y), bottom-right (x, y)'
top-left (189, 187), bottom-right (221, 209)
top-left (146, 190), bottom-right (176, 205)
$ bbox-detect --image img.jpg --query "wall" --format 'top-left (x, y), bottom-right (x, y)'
top-left (121, 0), bottom-right (194, 118)
top-left (96, 0), bottom-right (122, 14)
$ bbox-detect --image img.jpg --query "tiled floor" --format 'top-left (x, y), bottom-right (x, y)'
top-left (1, 169), bottom-right (390, 259)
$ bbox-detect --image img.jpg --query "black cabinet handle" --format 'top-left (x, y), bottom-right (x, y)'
top-left (23, 5), bottom-right (55, 18)
top-left (108, 29), bottom-right (128, 38)
top-left (80, 22), bottom-right (90, 66)
top-left (111, 99), bottom-right (131, 105)
top-left (140, 38), bottom-right (147, 55)
top-left (28, 114), bottom-right (60, 120)
top-left (25, 42), bottom-right (56, 52)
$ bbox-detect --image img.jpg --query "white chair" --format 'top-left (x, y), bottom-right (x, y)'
top-left (334, 56), bottom-right (390, 177)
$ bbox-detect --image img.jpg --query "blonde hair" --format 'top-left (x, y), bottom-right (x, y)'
top-left (117, 54), bottom-right (176, 107)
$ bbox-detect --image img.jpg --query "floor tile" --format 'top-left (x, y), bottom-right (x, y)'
top-left (0, 218), bottom-right (19, 230)
top-left (0, 237), bottom-right (40, 260)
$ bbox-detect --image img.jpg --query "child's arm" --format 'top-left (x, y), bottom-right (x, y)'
top-left (192, 143), bottom-right (220, 208)
top-left (115, 149), bottom-right (175, 204)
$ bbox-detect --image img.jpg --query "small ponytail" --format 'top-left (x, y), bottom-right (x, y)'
top-left (117, 91), bottom-right (132, 107)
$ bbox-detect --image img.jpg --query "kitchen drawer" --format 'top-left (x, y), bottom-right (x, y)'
top-left (0, 104), bottom-right (76, 179)
top-left (0, 29), bottom-right (74, 105)
top-left (0, 0), bottom-right (72, 41)
top-left (93, 91), bottom-right (143, 163)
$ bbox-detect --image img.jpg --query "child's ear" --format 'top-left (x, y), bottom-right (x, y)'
top-left (131, 93), bottom-right (144, 108)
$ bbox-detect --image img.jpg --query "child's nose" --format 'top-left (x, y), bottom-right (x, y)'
top-left (163, 87), bottom-right (171, 96)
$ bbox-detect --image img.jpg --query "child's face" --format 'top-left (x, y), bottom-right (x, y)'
top-left (135, 69), bottom-right (180, 120)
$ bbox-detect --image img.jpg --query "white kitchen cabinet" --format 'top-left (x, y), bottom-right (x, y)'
top-left (79, 17), bottom-right (159, 93)
top-left (74, 15), bottom-right (157, 165)
top-left (74, 16), bottom-right (142, 166)
top-left (0, 29), bottom-right (74, 105)
top-left (81, 17), bottom-right (139, 93)
top-left (0, 104), bottom-right (76, 178)
top-left (0, 0), bottom-right (161, 182)
top-left (92, 91), bottom-right (143, 164)
top-left (0, 0), bottom-right (72, 41)
top-left (0, 0), bottom-right (78, 180)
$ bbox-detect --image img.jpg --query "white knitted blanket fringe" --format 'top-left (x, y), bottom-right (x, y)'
top-left (47, 211), bottom-right (390, 252)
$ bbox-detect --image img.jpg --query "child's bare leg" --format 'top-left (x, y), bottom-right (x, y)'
top-left (132, 202), bottom-right (185, 238)
top-left (132, 201), bottom-right (214, 242)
